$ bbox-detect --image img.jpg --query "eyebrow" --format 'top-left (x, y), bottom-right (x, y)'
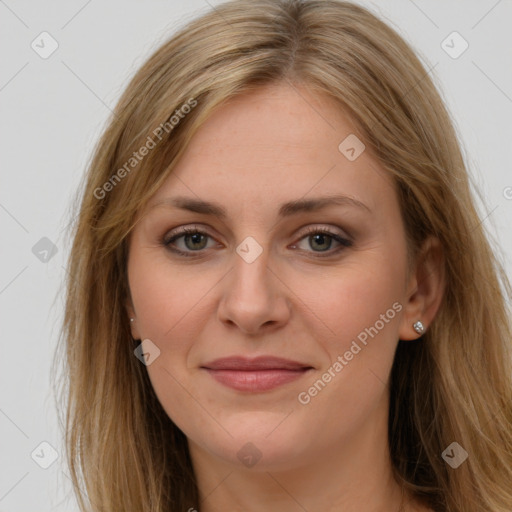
top-left (147, 194), bottom-right (371, 219)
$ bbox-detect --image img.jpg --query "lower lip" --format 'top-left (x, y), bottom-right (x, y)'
top-left (203, 368), bottom-right (311, 392)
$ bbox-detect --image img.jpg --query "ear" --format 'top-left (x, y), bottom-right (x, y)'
top-left (125, 296), bottom-right (141, 340)
top-left (398, 235), bottom-right (445, 340)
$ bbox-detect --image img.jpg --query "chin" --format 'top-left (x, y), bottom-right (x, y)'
top-left (197, 413), bottom-right (315, 472)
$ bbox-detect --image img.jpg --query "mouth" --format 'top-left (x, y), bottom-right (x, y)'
top-left (201, 356), bottom-right (314, 392)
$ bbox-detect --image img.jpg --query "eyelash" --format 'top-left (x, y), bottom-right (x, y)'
top-left (161, 225), bottom-right (353, 259)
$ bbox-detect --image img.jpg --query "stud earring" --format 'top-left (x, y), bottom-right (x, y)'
top-left (130, 318), bottom-right (134, 322)
top-left (413, 320), bottom-right (425, 335)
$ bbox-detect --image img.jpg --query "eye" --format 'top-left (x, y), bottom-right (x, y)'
top-left (161, 225), bottom-right (352, 258)
top-left (162, 226), bottom-right (217, 257)
top-left (291, 226), bottom-right (352, 257)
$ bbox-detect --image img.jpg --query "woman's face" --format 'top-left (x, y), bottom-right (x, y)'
top-left (126, 82), bottom-right (420, 472)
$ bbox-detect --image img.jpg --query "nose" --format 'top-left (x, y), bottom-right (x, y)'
top-left (217, 244), bottom-right (291, 335)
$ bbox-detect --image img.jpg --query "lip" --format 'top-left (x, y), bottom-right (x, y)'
top-left (201, 356), bottom-right (313, 392)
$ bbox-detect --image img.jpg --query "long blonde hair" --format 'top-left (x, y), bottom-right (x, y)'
top-left (55, 0), bottom-right (512, 510)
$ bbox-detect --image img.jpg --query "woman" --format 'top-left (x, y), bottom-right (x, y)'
top-left (56, 0), bottom-right (512, 510)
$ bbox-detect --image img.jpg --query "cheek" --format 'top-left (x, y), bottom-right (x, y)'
top-left (293, 258), bottom-right (405, 440)
top-left (128, 247), bottom-right (213, 341)
top-left (315, 252), bottom-right (406, 344)
top-left (127, 249), bottom-right (212, 433)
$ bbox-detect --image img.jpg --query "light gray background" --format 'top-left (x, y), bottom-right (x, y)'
top-left (1, 0), bottom-right (511, 510)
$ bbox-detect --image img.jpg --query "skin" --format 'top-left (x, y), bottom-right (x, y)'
top-left (126, 81), bottom-right (444, 511)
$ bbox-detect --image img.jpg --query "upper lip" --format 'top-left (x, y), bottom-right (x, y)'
top-left (201, 356), bottom-right (313, 371)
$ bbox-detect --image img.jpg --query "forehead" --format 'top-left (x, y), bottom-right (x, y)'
top-left (146, 82), bottom-right (394, 218)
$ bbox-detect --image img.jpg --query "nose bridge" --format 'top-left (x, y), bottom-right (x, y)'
top-left (231, 235), bottom-right (273, 303)
top-left (217, 233), bottom-right (290, 333)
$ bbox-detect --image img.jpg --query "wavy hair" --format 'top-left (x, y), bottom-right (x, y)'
top-left (54, 0), bottom-right (512, 510)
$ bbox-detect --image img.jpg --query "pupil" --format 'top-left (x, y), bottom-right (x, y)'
top-left (312, 234), bottom-right (330, 251)
top-left (187, 233), bottom-right (205, 250)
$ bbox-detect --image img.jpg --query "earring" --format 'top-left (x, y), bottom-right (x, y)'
top-left (413, 320), bottom-right (425, 335)
top-left (130, 318), bottom-right (134, 322)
